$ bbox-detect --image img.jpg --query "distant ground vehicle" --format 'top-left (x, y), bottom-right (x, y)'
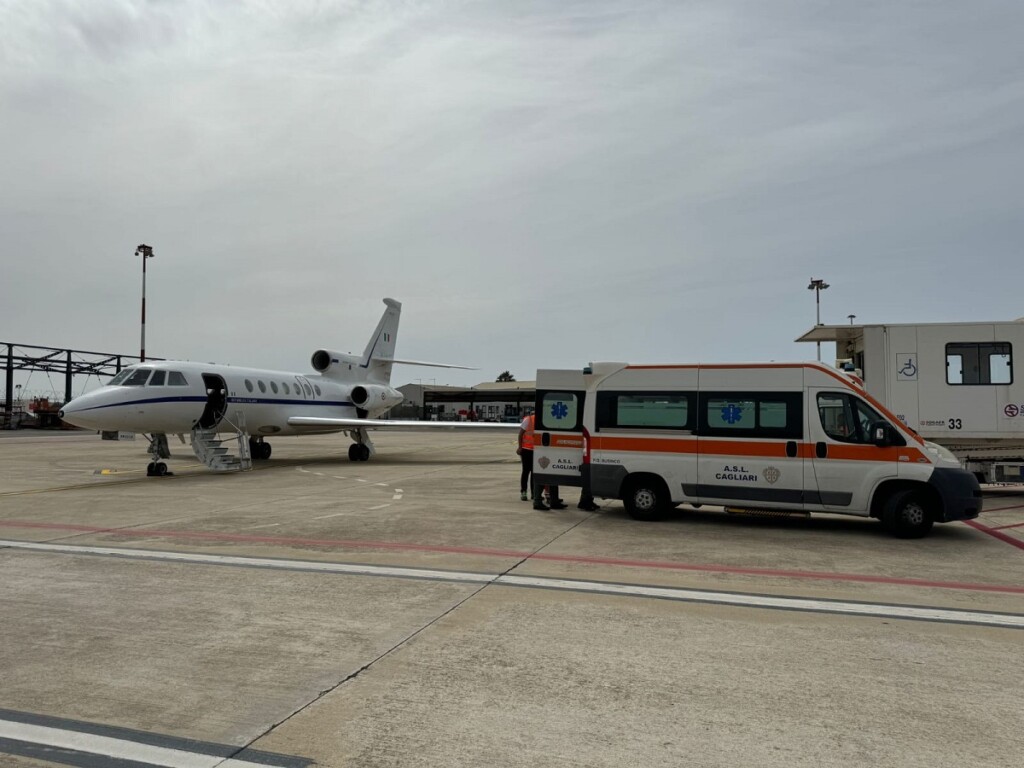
top-left (798, 320), bottom-right (1024, 483)
top-left (532, 362), bottom-right (981, 538)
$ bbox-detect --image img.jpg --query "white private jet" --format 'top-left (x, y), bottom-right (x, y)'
top-left (59, 298), bottom-right (517, 475)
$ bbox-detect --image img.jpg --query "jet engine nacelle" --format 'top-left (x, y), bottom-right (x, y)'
top-left (311, 349), bottom-right (359, 376)
top-left (350, 384), bottom-right (403, 411)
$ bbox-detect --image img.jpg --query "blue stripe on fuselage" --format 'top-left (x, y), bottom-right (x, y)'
top-left (75, 396), bottom-right (353, 412)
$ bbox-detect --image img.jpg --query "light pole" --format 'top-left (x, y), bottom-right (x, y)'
top-left (135, 244), bottom-right (154, 361)
top-left (807, 277), bottom-right (829, 361)
top-left (848, 314), bottom-right (856, 325)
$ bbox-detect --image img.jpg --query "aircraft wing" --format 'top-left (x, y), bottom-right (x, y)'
top-left (287, 416), bottom-right (519, 432)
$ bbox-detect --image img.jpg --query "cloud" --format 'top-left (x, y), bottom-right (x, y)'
top-left (2, 0), bottom-right (1023, 393)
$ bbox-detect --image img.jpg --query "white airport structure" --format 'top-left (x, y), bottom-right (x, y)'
top-left (797, 320), bottom-right (1024, 483)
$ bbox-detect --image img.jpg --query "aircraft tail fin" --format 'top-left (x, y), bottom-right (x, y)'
top-left (360, 298), bottom-right (402, 383)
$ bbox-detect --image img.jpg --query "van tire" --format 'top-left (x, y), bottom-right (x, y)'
top-left (623, 476), bottom-right (670, 521)
top-left (881, 489), bottom-right (935, 539)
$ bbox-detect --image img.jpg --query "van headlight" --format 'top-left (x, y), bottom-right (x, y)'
top-left (924, 441), bottom-right (959, 464)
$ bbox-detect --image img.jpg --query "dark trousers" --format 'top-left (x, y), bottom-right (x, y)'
top-left (520, 450), bottom-right (533, 494)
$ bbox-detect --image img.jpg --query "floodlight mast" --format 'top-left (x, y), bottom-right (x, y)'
top-left (135, 244), bottom-right (154, 361)
top-left (807, 278), bottom-right (829, 362)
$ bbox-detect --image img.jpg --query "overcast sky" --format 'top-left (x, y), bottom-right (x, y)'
top-left (2, 0), bottom-right (1023, 395)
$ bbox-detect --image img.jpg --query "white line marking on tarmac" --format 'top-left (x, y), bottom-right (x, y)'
top-left (1, 539), bottom-right (1021, 629)
top-left (311, 512), bottom-right (347, 520)
top-left (392, 493), bottom-right (403, 500)
top-left (356, 478), bottom-right (366, 483)
top-left (0, 718), bottom-right (278, 768)
top-left (367, 504), bottom-right (391, 511)
top-left (242, 523), bottom-right (281, 530)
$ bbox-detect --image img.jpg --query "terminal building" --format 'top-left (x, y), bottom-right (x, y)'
top-left (394, 381), bottom-right (536, 422)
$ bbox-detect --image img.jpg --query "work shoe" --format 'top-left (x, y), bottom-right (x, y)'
top-left (520, 491), bottom-right (529, 501)
top-left (549, 501), bottom-right (568, 510)
top-left (577, 502), bottom-right (599, 511)
top-left (533, 502), bottom-right (550, 511)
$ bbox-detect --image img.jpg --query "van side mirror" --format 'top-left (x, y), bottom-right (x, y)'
top-left (871, 421), bottom-right (892, 447)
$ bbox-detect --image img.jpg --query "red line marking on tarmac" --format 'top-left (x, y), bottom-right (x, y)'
top-left (964, 519), bottom-right (1024, 551)
top-left (990, 522), bottom-right (1024, 531)
top-left (3, 519), bottom-right (1024, 594)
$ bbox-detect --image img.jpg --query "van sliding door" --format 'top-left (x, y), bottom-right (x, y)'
top-left (695, 391), bottom-right (806, 509)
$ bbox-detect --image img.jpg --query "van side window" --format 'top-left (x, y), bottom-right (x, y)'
top-left (946, 342), bottom-right (1013, 385)
top-left (167, 371), bottom-right (188, 386)
top-left (596, 392), bottom-right (692, 430)
top-left (699, 392), bottom-right (802, 439)
top-left (540, 392), bottom-right (580, 430)
top-left (148, 370), bottom-right (166, 386)
top-left (817, 393), bottom-right (888, 444)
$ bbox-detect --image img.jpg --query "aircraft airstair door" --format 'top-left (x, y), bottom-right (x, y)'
top-left (198, 374), bottom-right (228, 429)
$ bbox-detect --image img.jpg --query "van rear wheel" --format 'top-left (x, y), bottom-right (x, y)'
top-left (623, 477), bottom-right (670, 521)
top-left (881, 489), bottom-right (934, 539)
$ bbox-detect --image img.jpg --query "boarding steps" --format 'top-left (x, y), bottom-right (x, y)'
top-left (191, 414), bottom-right (252, 472)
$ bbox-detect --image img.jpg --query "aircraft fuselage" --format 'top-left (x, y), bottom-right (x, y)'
top-left (60, 360), bottom-right (379, 437)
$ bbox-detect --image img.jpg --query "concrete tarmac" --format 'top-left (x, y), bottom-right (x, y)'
top-left (1, 430), bottom-right (1022, 767)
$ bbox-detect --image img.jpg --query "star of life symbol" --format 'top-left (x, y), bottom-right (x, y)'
top-left (721, 404), bottom-right (744, 424)
top-left (763, 466), bottom-right (781, 485)
top-left (551, 401), bottom-right (569, 420)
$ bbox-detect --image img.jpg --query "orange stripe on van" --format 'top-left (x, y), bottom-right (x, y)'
top-left (589, 435), bottom-right (931, 464)
top-left (548, 435), bottom-right (585, 449)
top-left (590, 436), bottom-right (699, 454)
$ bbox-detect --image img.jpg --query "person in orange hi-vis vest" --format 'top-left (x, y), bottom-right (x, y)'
top-left (518, 412), bottom-right (567, 511)
top-left (517, 412), bottom-right (538, 504)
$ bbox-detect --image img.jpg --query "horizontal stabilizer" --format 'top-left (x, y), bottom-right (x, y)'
top-left (288, 416), bottom-right (518, 432)
top-left (381, 358), bottom-right (478, 370)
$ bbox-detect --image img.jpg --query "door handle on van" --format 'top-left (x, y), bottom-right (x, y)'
top-left (816, 442), bottom-right (827, 459)
top-left (786, 441), bottom-right (797, 458)
top-left (541, 432), bottom-right (550, 447)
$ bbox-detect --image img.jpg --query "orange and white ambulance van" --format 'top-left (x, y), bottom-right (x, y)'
top-left (532, 361), bottom-right (982, 538)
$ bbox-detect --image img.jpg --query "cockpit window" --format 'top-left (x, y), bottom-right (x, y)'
top-left (149, 370), bottom-right (166, 386)
top-left (167, 371), bottom-right (188, 386)
top-left (109, 369), bottom-right (134, 385)
top-left (123, 369), bottom-right (152, 386)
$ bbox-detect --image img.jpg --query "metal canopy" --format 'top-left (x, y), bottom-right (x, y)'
top-left (3, 342), bottom-right (159, 415)
top-left (795, 325), bottom-right (866, 344)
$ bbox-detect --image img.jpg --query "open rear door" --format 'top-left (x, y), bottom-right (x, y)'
top-left (533, 370), bottom-right (587, 491)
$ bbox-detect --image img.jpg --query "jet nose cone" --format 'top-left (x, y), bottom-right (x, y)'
top-left (59, 393), bottom-right (99, 429)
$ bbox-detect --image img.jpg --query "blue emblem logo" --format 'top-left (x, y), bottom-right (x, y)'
top-left (551, 401), bottom-right (569, 420)
top-left (721, 404), bottom-right (744, 425)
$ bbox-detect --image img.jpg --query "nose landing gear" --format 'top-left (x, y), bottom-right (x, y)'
top-left (145, 433), bottom-right (172, 477)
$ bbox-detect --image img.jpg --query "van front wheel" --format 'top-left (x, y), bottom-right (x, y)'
top-left (623, 477), bottom-right (670, 521)
top-left (881, 489), bottom-right (935, 539)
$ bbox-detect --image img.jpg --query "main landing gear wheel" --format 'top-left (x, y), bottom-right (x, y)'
top-left (348, 444), bottom-right (370, 462)
top-left (146, 462), bottom-right (168, 477)
top-left (249, 438), bottom-right (272, 460)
